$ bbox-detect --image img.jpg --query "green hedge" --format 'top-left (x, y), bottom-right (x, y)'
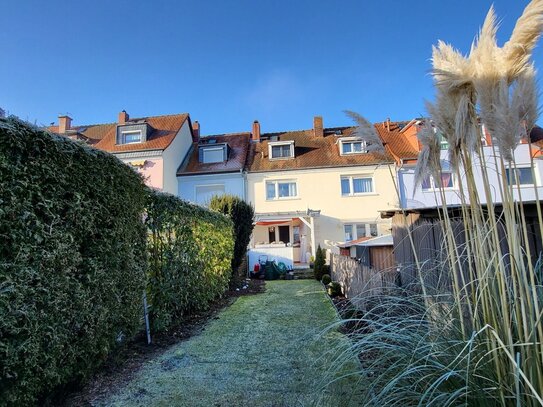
top-left (0, 117), bottom-right (148, 406)
top-left (209, 194), bottom-right (254, 279)
top-left (146, 191), bottom-right (234, 332)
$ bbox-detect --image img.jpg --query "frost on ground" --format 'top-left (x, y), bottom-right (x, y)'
top-left (98, 280), bottom-right (361, 406)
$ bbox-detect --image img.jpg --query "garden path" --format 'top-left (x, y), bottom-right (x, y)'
top-left (99, 280), bottom-right (361, 407)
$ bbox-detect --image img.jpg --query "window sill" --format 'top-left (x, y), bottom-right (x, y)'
top-left (422, 188), bottom-right (457, 193)
top-left (266, 197), bottom-right (301, 201)
top-left (341, 193), bottom-right (378, 197)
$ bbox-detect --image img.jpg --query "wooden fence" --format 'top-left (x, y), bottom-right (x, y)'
top-left (330, 253), bottom-right (399, 310)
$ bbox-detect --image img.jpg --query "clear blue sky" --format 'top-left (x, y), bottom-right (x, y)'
top-left (1, 0), bottom-right (541, 135)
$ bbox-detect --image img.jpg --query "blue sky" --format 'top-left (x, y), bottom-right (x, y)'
top-left (1, 0), bottom-right (541, 135)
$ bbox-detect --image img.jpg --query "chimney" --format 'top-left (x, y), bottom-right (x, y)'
top-left (118, 110), bottom-right (129, 124)
top-left (252, 120), bottom-right (261, 142)
top-left (192, 120), bottom-right (200, 142)
top-left (313, 116), bottom-right (324, 137)
top-left (385, 117), bottom-right (391, 132)
top-left (58, 115), bottom-right (72, 133)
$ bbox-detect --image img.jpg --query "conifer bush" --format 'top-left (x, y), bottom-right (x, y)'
top-left (0, 117), bottom-right (148, 406)
top-left (146, 192), bottom-right (234, 332)
top-left (313, 245), bottom-right (326, 281)
top-left (209, 194), bottom-right (254, 281)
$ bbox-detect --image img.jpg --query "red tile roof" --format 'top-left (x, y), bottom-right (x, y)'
top-left (247, 127), bottom-right (394, 172)
top-left (375, 120), bottom-right (420, 162)
top-left (47, 113), bottom-right (189, 153)
top-left (177, 132), bottom-right (251, 175)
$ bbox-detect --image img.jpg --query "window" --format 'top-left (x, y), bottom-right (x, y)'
top-left (293, 226), bottom-right (300, 245)
top-left (506, 167), bottom-right (535, 186)
top-left (199, 144), bottom-right (227, 164)
top-left (356, 224), bottom-right (366, 239)
top-left (201, 146), bottom-right (226, 163)
top-left (195, 184), bottom-right (225, 205)
top-left (344, 225), bottom-right (354, 242)
top-left (121, 130), bottom-right (142, 144)
top-left (421, 172), bottom-right (454, 191)
top-left (436, 131), bottom-right (448, 150)
top-left (353, 223), bottom-right (379, 240)
top-left (341, 175), bottom-right (374, 195)
top-left (266, 180), bottom-right (297, 200)
top-left (269, 141), bottom-right (294, 159)
top-left (341, 140), bottom-right (366, 155)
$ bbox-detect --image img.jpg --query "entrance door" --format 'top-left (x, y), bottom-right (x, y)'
top-left (278, 226), bottom-right (290, 244)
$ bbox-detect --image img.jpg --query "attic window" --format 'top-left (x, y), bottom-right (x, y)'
top-left (269, 141), bottom-right (294, 160)
top-left (121, 130), bottom-right (142, 144)
top-left (199, 144), bottom-right (227, 164)
top-left (339, 138), bottom-right (366, 155)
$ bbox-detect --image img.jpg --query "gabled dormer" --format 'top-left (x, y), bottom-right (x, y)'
top-left (268, 140), bottom-right (295, 160)
top-left (115, 111), bottom-right (152, 145)
top-left (198, 139), bottom-right (229, 164)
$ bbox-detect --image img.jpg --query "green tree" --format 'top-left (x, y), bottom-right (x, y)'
top-left (209, 195), bottom-right (255, 281)
top-left (313, 244), bottom-right (326, 281)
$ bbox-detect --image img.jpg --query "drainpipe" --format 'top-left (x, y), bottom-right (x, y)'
top-left (310, 216), bottom-right (316, 258)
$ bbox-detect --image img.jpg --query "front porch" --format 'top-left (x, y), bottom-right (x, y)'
top-left (248, 210), bottom-right (320, 270)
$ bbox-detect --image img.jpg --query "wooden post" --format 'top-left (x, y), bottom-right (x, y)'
top-left (143, 292), bottom-right (151, 345)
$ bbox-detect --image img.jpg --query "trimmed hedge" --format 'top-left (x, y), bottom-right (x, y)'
top-left (0, 117), bottom-right (148, 406)
top-left (209, 194), bottom-right (254, 280)
top-left (146, 191), bottom-right (234, 332)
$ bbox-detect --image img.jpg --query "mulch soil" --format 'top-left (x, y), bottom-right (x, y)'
top-left (50, 279), bottom-right (265, 407)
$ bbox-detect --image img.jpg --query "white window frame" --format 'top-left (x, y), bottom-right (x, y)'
top-left (340, 175), bottom-right (374, 196)
top-left (121, 130), bottom-right (142, 144)
top-left (345, 222), bottom-right (379, 241)
top-left (505, 166), bottom-right (537, 187)
top-left (338, 137), bottom-right (367, 156)
top-left (421, 171), bottom-right (456, 192)
top-left (201, 145), bottom-right (226, 164)
top-left (265, 179), bottom-right (298, 200)
top-left (269, 141), bottom-right (295, 160)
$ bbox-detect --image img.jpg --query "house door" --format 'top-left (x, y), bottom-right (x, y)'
top-left (268, 227), bottom-right (276, 243)
top-left (278, 226), bottom-right (290, 244)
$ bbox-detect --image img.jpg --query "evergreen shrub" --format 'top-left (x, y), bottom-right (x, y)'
top-left (313, 245), bottom-right (326, 280)
top-left (0, 117), bottom-right (148, 406)
top-left (146, 192), bottom-right (234, 332)
top-left (321, 274), bottom-right (332, 285)
top-left (209, 194), bottom-right (254, 281)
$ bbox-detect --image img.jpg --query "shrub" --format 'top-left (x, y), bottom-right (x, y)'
top-left (321, 274), bottom-right (332, 285)
top-left (0, 117), bottom-right (148, 406)
top-left (209, 194), bottom-right (254, 282)
top-left (327, 282), bottom-right (343, 297)
top-left (313, 245), bottom-right (326, 280)
top-left (146, 191), bottom-right (234, 332)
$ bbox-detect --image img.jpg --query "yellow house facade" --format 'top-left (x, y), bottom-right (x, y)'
top-left (245, 117), bottom-right (400, 269)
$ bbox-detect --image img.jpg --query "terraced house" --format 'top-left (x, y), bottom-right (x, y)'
top-left (48, 111), bottom-right (195, 195)
top-left (245, 117), bottom-right (406, 268)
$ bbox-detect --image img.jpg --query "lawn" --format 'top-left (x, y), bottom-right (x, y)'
top-left (98, 280), bottom-right (362, 406)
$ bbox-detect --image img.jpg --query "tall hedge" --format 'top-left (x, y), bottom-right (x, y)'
top-left (0, 117), bottom-right (148, 406)
top-left (209, 194), bottom-right (254, 279)
top-left (146, 192), bottom-right (234, 332)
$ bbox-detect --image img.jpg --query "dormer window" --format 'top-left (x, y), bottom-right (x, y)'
top-left (121, 130), bottom-right (142, 144)
top-left (116, 123), bottom-right (149, 145)
top-left (199, 143), bottom-right (228, 164)
top-left (269, 141), bottom-right (294, 160)
top-left (339, 138), bottom-right (367, 155)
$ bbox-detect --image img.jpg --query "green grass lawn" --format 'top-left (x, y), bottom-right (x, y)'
top-left (99, 280), bottom-right (362, 406)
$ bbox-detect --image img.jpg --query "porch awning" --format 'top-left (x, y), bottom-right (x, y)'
top-left (255, 220), bottom-right (293, 226)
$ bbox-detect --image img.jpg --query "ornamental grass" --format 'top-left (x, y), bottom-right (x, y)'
top-left (332, 2), bottom-right (543, 405)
